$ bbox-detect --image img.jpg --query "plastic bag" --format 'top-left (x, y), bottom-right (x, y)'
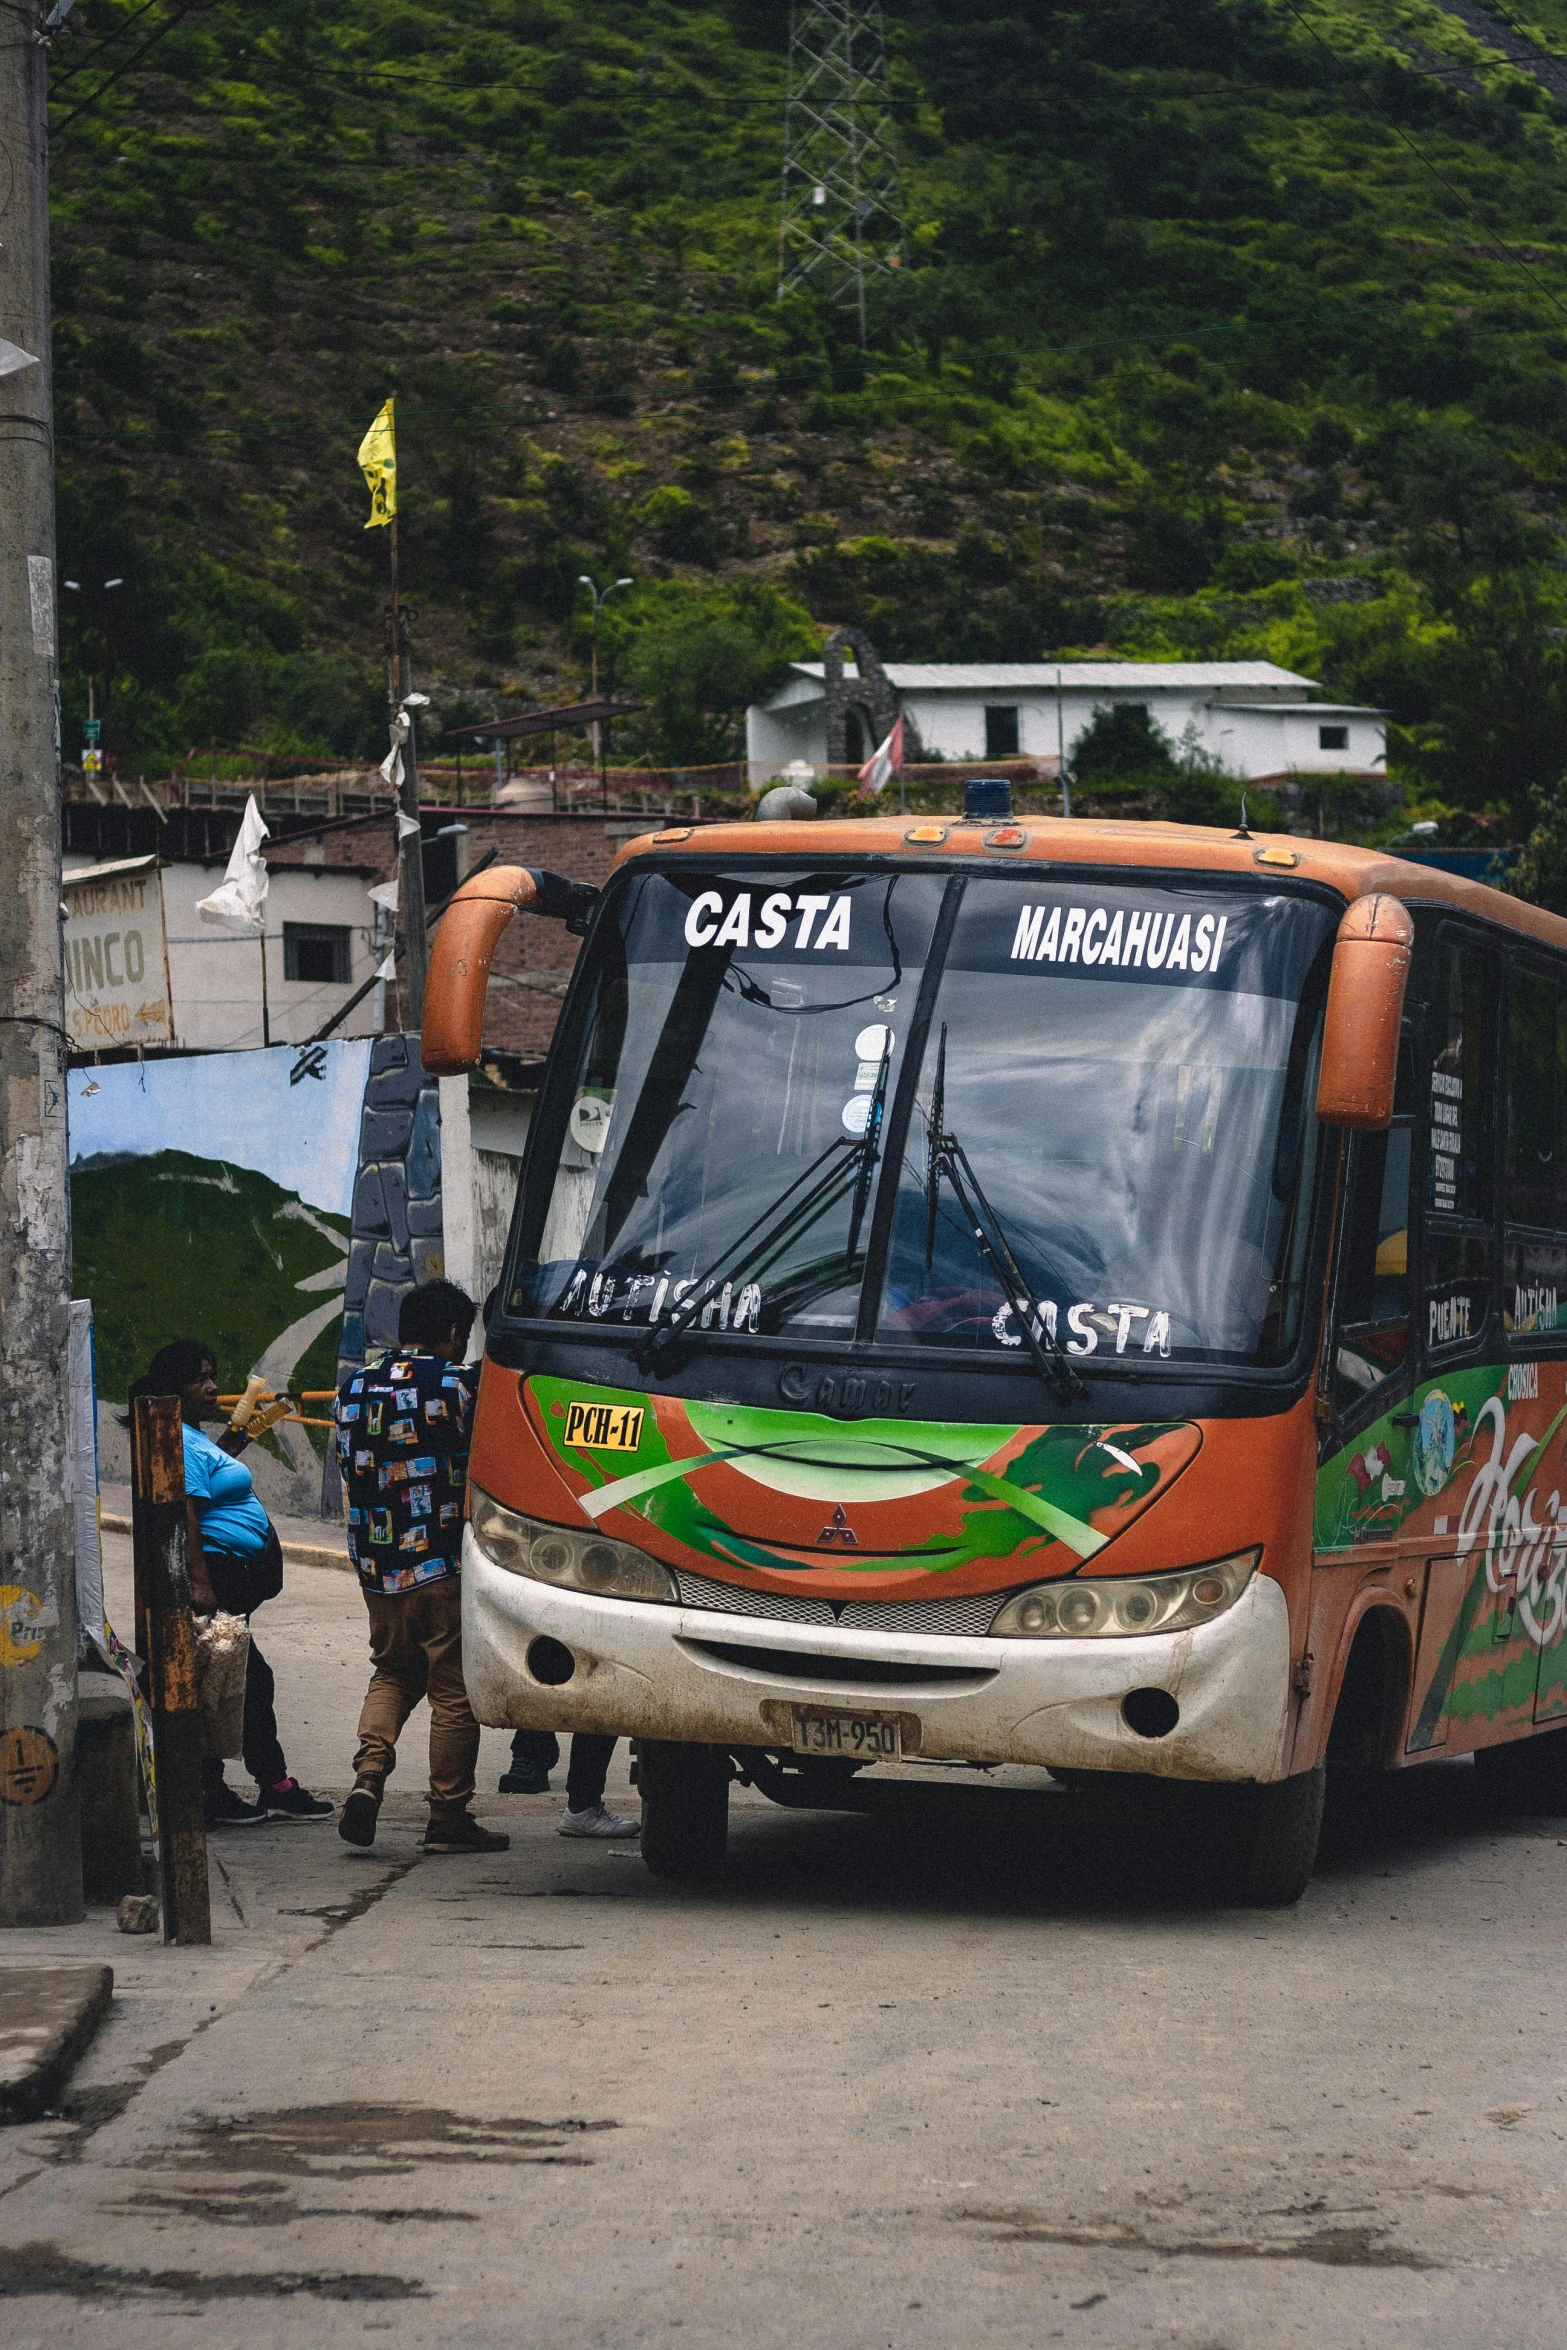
top-left (195, 1610), bottom-right (250, 1758)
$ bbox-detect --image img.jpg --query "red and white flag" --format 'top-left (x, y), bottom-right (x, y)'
top-left (857, 714), bottom-right (903, 797)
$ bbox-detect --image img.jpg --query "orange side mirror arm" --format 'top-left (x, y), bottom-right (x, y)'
top-left (420, 866), bottom-right (596, 1075)
top-left (1315, 892), bottom-right (1414, 1129)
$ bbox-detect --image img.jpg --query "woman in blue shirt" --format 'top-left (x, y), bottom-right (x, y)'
top-left (126, 1339), bottom-right (332, 1829)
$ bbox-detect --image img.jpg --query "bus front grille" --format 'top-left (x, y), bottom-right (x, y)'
top-left (676, 1565), bottom-right (1003, 1639)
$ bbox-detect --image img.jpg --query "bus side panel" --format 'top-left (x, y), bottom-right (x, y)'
top-left (1313, 1359), bottom-right (1567, 1759)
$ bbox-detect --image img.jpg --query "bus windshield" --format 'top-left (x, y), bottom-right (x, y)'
top-left (507, 868), bottom-right (947, 1340)
top-left (879, 879), bottom-right (1333, 1366)
top-left (503, 865), bottom-right (1335, 1369)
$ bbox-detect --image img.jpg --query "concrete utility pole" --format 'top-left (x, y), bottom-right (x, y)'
top-left (0, 3), bottom-right (83, 1926)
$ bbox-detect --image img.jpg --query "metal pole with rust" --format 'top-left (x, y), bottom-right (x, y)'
top-left (131, 1397), bottom-right (210, 1946)
top-left (0, 0), bottom-right (81, 1927)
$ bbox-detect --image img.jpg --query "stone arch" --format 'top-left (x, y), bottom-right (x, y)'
top-left (822, 626), bottom-right (899, 767)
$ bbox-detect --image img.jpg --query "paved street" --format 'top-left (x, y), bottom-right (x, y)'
top-left (4, 1540), bottom-right (1567, 2347)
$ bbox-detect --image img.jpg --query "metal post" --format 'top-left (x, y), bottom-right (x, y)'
top-left (0, 2), bottom-right (82, 1928)
top-left (130, 1398), bottom-right (210, 1946)
top-left (388, 516), bottom-right (428, 1029)
top-left (258, 927), bottom-right (271, 1047)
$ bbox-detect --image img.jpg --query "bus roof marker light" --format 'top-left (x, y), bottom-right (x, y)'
top-left (905, 825), bottom-right (947, 845)
top-left (1253, 846), bottom-right (1299, 869)
top-left (965, 777), bottom-right (1012, 821)
top-left (983, 825), bottom-right (1030, 852)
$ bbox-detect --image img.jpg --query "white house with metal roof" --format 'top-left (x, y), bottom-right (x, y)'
top-left (746, 660), bottom-right (1385, 783)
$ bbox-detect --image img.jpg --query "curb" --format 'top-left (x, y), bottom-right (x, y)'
top-left (100, 1514), bottom-right (352, 1575)
top-left (0, 1964), bottom-right (114, 2125)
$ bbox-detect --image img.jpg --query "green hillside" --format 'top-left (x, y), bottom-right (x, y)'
top-left (71, 1149), bottom-right (347, 1403)
top-left (47, 0), bottom-right (1567, 858)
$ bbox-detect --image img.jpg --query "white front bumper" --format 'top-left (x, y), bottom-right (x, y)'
top-left (460, 1531), bottom-right (1294, 1785)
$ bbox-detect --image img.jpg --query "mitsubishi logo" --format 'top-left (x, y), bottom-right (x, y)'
top-left (817, 1504), bottom-right (859, 1549)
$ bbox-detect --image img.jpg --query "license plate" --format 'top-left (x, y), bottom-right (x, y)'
top-left (563, 1401), bottom-right (644, 1453)
top-left (790, 1708), bottom-right (902, 1763)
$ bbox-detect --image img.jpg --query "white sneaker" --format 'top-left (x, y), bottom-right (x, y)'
top-left (558, 1801), bottom-right (640, 1839)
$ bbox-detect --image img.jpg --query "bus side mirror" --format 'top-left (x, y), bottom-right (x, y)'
top-left (420, 865), bottom-right (598, 1076)
top-left (1314, 893), bottom-right (1414, 1130)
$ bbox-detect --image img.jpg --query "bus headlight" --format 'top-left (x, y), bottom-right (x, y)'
top-left (470, 1487), bottom-right (678, 1604)
top-left (987, 1548), bottom-right (1259, 1639)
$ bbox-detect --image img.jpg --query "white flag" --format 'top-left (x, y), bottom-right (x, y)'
top-left (857, 715), bottom-right (904, 797)
top-left (196, 793), bottom-right (269, 929)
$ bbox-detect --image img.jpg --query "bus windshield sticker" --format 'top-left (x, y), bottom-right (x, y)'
top-left (553, 1266), bottom-right (765, 1333)
top-left (993, 1299), bottom-right (1173, 1358)
top-left (1008, 903), bottom-right (1229, 977)
top-left (684, 889), bottom-right (854, 952)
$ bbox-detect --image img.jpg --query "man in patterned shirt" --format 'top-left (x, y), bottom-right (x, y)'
top-left (334, 1279), bottom-right (508, 1855)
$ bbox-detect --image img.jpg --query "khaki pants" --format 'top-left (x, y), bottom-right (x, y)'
top-left (353, 1577), bottom-right (479, 1813)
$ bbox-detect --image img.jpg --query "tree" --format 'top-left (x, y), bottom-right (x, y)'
top-left (613, 581), bottom-right (816, 766)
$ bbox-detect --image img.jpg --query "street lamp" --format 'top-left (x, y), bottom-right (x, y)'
top-left (577, 574), bottom-right (633, 806)
top-left (63, 576), bottom-right (124, 768)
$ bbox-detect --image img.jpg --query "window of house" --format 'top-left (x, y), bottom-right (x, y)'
top-left (984, 705), bottom-right (1020, 759)
top-left (1425, 937), bottom-right (1497, 1354)
top-left (1319, 724), bottom-right (1349, 752)
top-left (283, 923), bottom-right (352, 985)
top-left (1504, 962), bottom-right (1567, 1338)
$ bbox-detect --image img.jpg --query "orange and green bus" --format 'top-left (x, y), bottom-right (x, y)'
top-left (422, 795), bottom-right (1567, 1903)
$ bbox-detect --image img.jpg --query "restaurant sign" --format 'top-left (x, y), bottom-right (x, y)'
top-left (63, 856), bottom-right (173, 1048)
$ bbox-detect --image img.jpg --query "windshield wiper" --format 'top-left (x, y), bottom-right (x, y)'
top-left (633, 1039), bottom-right (893, 1372)
top-left (924, 1024), bottom-right (1089, 1410)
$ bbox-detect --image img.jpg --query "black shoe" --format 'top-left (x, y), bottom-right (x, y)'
top-left (338, 1783), bottom-right (382, 1848)
top-left (497, 1766), bottom-right (551, 1794)
top-left (205, 1782), bottom-right (266, 1829)
top-left (422, 1811), bottom-right (510, 1854)
top-left (260, 1777), bottom-right (335, 1822)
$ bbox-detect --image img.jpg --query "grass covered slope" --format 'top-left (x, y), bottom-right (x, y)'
top-left (45, 0), bottom-right (1567, 842)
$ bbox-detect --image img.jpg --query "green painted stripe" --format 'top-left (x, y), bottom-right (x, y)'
top-left (578, 1440), bottom-right (1108, 1558)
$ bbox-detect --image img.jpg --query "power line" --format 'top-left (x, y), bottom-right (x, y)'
top-left (48, 0), bottom-right (168, 88)
top-left (1278, 0), bottom-right (1567, 326)
top-left (48, 0), bottom-right (205, 134)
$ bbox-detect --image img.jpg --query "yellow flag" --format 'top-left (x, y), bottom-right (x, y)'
top-left (357, 398), bottom-right (396, 529)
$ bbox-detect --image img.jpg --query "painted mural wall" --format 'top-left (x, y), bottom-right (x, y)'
top-left (67, 1039), bottom-right (445, 1513)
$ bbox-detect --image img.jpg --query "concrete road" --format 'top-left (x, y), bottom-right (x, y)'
top-left (4, 1537), bottom-right (1567, 2347)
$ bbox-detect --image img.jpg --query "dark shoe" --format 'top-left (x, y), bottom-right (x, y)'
top-left (422, 1810), bottom-right (510, 1854)
top-left (261, 1777), bottom-right (335, 1823)
top-left (497, 1765), bottom-right (551, 1794)
top-left (205, 1782), bottom-right (266, 1829)
top-left (338, 1782), bottom-right (382, 1848)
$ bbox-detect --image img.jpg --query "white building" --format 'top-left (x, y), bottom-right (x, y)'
top-left (62, 851), bottom-right (384, 1053)
top-left (747, 661), bottom-right (1386, 784)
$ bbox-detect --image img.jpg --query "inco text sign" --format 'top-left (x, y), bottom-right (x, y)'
top-left (63, 858), bottom-right (173, 1048)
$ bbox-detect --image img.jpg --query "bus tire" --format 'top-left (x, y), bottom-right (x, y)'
top-left (1216, 1765), bottom-right (1326, 1907)
top-left (1475, 1728), bottom-right (1567, 1815)
top-left (639, 1740), bottom-right (730, 1881)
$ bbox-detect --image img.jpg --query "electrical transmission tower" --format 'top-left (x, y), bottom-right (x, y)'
top-left (778, 2), bottom-right (905, 345)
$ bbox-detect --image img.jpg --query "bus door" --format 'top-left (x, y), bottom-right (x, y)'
top-left (1406, 933), bottom-right (1517, 1756)
top-left (1499, 959), bottom-right (1567, 1725)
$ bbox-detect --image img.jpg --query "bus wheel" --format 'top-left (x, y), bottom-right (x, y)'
top-left (1215, 1766), bottom-right (1326, 1907)
top-left (639, 1741), bottom-right (731, 1881)
top-left (1475, 1729), bottom-right (1567, 1815)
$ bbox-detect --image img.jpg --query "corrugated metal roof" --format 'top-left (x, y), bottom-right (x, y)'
top-left (1216, 701), bottom-right (1385, 716)
top-left (787, 660), bottom-right (1319, 692)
